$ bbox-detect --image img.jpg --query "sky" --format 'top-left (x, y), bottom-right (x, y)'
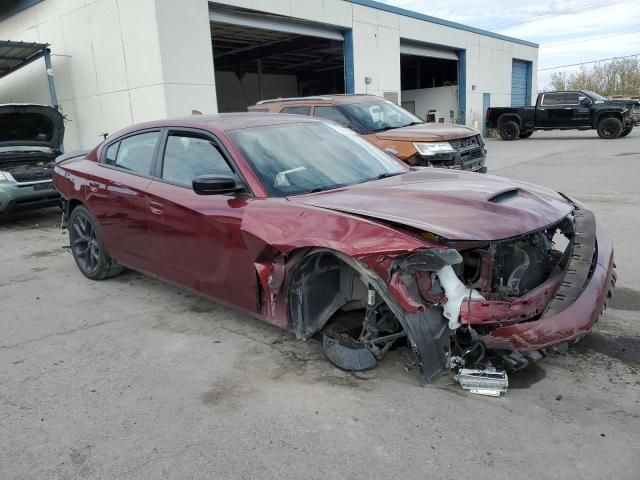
top-left (381, 0), bottom-right (640, 89)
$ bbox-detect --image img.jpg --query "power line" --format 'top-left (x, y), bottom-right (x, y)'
top-left (486, 0), bottom-right (629, 29)
top-left (538, 53), bottom-right (640, 71)
top-left (542, 30), bottom-right (640, 48)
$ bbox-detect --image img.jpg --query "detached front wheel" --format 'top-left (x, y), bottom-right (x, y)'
top-left (69, 205), bottom-right (124, 280)
top-left (597, 117), bottom-right (623, 139)
top-left (499, 121), bottom-right (520, 141)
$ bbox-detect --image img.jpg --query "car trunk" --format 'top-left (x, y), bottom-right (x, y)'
top-left (0, 104), bottom-right (64, 183)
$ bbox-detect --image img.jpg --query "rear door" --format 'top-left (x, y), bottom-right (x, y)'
top-left (145, 129), bottom-right (258, 312)
top-left (537, 92), bottom-right (567, 127)
top-left (86, 130), bottom-right (161, 273)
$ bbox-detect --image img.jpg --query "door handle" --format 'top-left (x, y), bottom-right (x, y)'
top-left (149, 201), bottom-right (164, 215)
top-left (88, 181), bottom-right (100, 193)
top-left (564, 107), bottom-right (573, 110)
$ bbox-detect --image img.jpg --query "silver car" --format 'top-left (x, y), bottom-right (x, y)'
top-left (0, 104), bottom-right (63, 214)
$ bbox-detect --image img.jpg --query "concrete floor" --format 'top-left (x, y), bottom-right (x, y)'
top-left (1, 130), bottom-right (639, 479)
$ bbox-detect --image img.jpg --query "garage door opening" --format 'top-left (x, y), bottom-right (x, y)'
top-left (211, 17), bottom-right (344, 112)
top-left (400, 46), bottom-right (459, 124)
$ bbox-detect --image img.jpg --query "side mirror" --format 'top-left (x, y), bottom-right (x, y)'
top-left (579, 96), bottom-right (592, 106)
top-left (192, 174), bottom-right (239, 195)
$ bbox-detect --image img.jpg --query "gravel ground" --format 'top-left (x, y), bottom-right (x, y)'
top-left (1, 129), bottom-right (639, 479)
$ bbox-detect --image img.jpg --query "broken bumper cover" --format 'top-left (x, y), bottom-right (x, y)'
top-left (479, 209), bottom-right (614, 351)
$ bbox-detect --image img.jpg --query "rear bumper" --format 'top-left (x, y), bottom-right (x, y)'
top-left (478, 213), bottom-right (614, 351)
top-left (0, 181), bottom-right (60, 214)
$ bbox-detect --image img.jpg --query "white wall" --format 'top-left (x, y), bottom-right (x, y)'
top-left (215, 71), bottom-right (298, 112)
top-left (401, 86), bottom-right (458, 123)
top-left (0, 0), bottom-right (216, 150)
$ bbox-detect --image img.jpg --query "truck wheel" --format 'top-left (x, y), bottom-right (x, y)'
top-left (619, 124), bottom-right (633, 138)
top-left (519, 131), bottom-right (534, 139)
top-left (597, 117), bottom-right (623, 139)
top-left (499, 121), bottom-right (520, 141)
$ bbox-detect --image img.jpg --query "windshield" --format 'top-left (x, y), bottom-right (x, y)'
top-left (342, 100), bottom-right (423, 133)
top-left (583, 90), bottom-right (607, 102)
top-left (229, 122), bottom-right (408, 197)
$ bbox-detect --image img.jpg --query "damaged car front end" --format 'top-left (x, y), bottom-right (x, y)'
top-left (297, 200), bottom-right (615, 387)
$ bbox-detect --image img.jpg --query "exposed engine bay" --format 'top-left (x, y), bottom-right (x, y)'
top-left (0, 151), bottom-right (56, 183)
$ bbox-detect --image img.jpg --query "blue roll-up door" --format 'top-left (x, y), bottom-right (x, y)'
top-left (511, 59), bottom-right (531, 106)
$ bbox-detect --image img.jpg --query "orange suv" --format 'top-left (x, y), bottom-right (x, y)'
top-left (248, 95), bottom-right (486, 173)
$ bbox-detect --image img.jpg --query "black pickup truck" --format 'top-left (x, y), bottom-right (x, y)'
top-left (486, 90), bottom-right (637, 140)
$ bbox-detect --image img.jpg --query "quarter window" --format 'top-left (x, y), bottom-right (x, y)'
top-left (104, 142), bottom-right (119, 164)
top-left (313, 106), bottom-right (354, 128)
top-left (105, 131), bottom-right (160, 175)
top-left (281, 106), bottom-right (311, 115)
top-left (161, 134), bottom-right (234, 187)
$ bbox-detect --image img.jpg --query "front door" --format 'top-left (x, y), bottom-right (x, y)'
top-left (145, 130), bottom-right (258, 313)
top-left (85, 130), bottom-right (161, 273)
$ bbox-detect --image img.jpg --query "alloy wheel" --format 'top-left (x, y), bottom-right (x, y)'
top-left (70, 213), bottom-right (101, 273)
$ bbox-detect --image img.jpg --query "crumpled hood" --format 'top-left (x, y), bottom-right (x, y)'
top-left (0, 104), bottom-right (64, 152)
top-left (289, 169), bottom-right (573, 241)
top-left (375, 123), bottom-right (480, 142)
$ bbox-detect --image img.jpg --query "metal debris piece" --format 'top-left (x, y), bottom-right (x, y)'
top-left (456, 368), bottom-right (508, 397)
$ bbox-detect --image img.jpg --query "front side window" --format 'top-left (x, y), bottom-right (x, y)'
top-left (105, 131), bottom-right (160, 175)
top-left (342, 100), bottom-right (423, 133)
top-left (281, 106), bottom-right (311, 115)
top-left (313, 106), bottom-right (353, 128)
top-left (161, 134), bottom-right (234, 187)
top-left (229, 122), bottom-right (407, 197)
top-left (563, 92), bottom-right (580, 105)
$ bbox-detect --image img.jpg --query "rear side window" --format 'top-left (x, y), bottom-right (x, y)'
top-left (313, 106), bottom-right (353, 128)
top-left (104, 131), bottom-right (160, 175)
top-left (281, 106), bottom-right (311, 115)
top-left (161, 134), bottom-right (234, 187)
top-left (541, 93), bottom-right (563, 106)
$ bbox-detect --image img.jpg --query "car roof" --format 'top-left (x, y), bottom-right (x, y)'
top-left (255, 94), bottom-right (384, 106)
top-left (105, 112), bottom-right (321, 140)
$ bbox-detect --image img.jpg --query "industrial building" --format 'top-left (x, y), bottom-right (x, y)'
top-left (0, 0), bottom-right (538, 150)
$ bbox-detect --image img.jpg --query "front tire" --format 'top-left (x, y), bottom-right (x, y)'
top-left (499, 121), bottom-right (520, 141)
top-left (519, 130), bottom-right (534, 139)
top-left (619, 124), bottom-right (633, 138)
top-left (597, 117), bottom-right (623, 139)
top-left (68, 205), bottom-right (124, 280)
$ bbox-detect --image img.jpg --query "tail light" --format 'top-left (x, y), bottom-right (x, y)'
top-left (486, 108), bottom-right (492, 120)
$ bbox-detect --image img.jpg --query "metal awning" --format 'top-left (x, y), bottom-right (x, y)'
top-left (0, 40), bottom-right (49, 79)
top-left (0, 40), bottom-right (58, 108)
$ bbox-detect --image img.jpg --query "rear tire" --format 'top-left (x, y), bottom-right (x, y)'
top-left (597, 117), bottom-right (623, 139)
top-left (519, 131), bottom-right (534, 139)
top-left (499, 121), bottom-right (520, 141)
top-left (619, 124), bottom-right (633, 138)
top-left (68, 205), bottom-right (124, 280)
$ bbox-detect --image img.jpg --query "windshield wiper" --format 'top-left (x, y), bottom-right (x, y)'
top-left (400, 121), bottom-right (424, 128)
top-left (370, 172), bottom-right (403, 181)
top-left (302, 183), bottom-right (346, 194)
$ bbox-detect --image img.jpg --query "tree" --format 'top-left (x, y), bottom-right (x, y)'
top-left (547, 57), bottom-right (640, 96)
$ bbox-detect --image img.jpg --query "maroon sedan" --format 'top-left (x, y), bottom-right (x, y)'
top-left (53, 113), bottom-right (615, 385)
